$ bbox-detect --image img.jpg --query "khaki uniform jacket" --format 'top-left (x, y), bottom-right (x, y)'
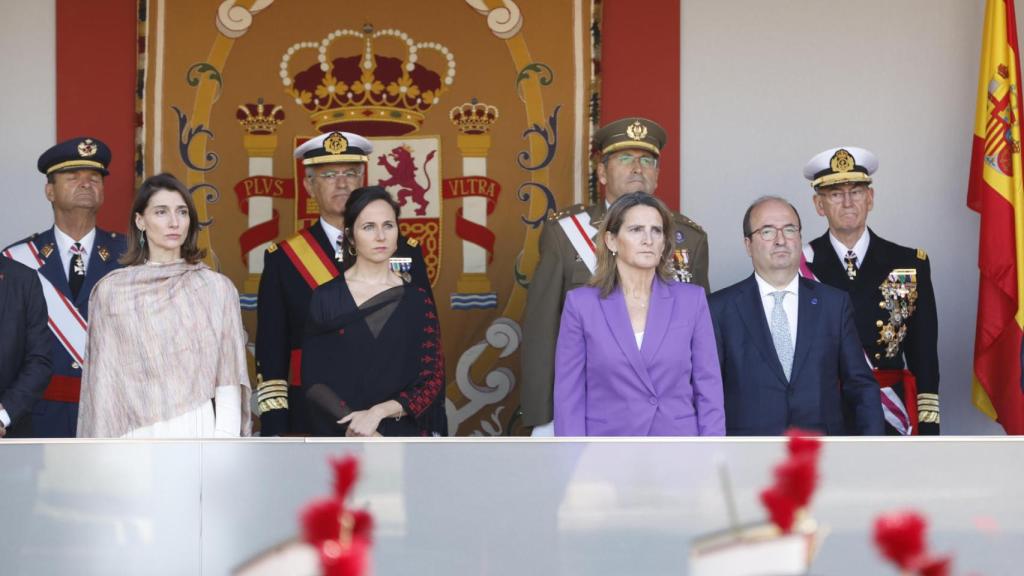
top-left (520, 202), bottom-right (709, 427)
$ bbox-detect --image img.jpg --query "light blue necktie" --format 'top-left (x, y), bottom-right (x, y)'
top-left (770, 291), bottom-right (794, 380)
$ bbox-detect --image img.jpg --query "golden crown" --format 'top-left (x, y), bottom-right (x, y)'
top-left (235, 99), bottom-right (286, 135)
top-left (449, 99), bottom-right (499, 135)
top-left (281, 24), bottom-right (456, 136)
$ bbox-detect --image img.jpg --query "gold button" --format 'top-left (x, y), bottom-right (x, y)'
top-left (874, 354), bottom-right (881, 360)
top-left (72, 362), bottom-right (80, 369)
top-left (878, 301), bottom-right (886, 309)
top-left (876, 320), bottom-right (884, 327)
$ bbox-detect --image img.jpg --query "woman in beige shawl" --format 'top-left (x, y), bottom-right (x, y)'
top-left (77, 173), bottom-right (251, 438)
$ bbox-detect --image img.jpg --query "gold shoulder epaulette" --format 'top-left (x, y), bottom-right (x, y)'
top-left (267, 242), bottom-right (279, 253)
top-left (916, 248), bottom-right (927, 261)
top-left (676, 213), bottom-right (704, 233)
top-left (406, 237), bottom-right (420, 247)
top-left (548, 203), bottom-right (586, 221)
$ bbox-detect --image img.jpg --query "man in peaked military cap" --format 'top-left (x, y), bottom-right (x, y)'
top-left (1, 137), bottom-right (126, 437)
top-left (801, 146), bottom-right (939, 435)
top-left (256, 130), bottom-right (432, 436)
top-left (521, 116), bottom-right (710, 435)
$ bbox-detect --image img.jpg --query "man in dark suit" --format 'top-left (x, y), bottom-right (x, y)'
top-left (802, 146), bottom-right (939, 435)
top-left (709, 196), bottom-right (883, 435)
top-left (256, 131), bottom-right (430, 435)
top-left (0, 258), bottom-right (52, 437)
top-left (2, 137), bottom-right (125, 437)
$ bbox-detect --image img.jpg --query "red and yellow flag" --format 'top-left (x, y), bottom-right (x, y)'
top-left (969, 0), bottom-right (1024, 433)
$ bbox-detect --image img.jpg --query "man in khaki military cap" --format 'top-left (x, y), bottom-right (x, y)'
top-left (521, 116), bottom-right (710, 435)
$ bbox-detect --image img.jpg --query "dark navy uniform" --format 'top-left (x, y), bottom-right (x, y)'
top-left (2, 136), bottom-right (125, 437)
top-left (806, 229), bottom-right (939, 434)
top-left (2, 228), bottom-right (125, 437)
top-left (255, 220), bottom-right (430, 435)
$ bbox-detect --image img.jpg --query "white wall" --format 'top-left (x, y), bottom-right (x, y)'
top-left (0, 0), bottom-right (55, 246)
top-left (681, 0), bottom-right (1006, 434)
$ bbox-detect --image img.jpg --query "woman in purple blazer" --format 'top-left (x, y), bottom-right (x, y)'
top-left (553, 193), bottom-right (725, 436)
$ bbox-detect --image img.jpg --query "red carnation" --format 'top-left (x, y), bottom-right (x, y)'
top-left (873, 511), bottom-right (927, 570)
top-left (331, 455), bottom-right (359, 500)
top-left (760, 485), bottom-right (798, 533)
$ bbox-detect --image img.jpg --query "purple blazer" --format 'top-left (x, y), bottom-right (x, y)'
top-left (553, 279), bottom-right (725, 436)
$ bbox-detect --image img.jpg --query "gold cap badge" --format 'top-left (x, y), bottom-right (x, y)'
top-left (626, 120), bottom-right (648, 141)
top-left (830, 149), bottom-right (857, 173)
top-left (324, 132), bottom-right (349, 155)
top-left (78, 139), bottom-right (98, 158)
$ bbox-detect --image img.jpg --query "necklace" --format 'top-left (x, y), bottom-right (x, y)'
top-left (627, 293), bottom-right (649, 309)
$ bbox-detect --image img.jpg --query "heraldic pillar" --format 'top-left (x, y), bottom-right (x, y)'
top-left (449, 99), bottom-right (500, 307)
top-left (236, 99), bottom-right (285, 294)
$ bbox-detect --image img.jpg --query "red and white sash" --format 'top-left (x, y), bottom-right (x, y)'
top-left (3, 242), bottom-right (87, 365)
top-left (799, 243), bottom-right (911, 436)
top-left (558, 211), bottom-right (598, 274)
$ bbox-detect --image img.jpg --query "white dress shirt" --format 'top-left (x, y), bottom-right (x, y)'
top-left (828, 229), bottom-right (870, 268)
top-left (320, 218), bottom-right (343, 254)
top-left (53, 226), bottom-right (96, 280)
top-left (754, 272), bottom-right (799, 340)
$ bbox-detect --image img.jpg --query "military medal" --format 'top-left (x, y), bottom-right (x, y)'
top-left (98, 245), bottom-right (110, 262)
top-left (672, 248), bottom-right (692, 283)
top-left (844, 250), bottom-right (858, 280)
top-left (875, 268), bottom-right (918, 359)
top-left (389, 256), bottom-right (412, 282)
top-left (72, 256), bottom-right (86, 276)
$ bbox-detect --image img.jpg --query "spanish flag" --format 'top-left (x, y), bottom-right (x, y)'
top-left (969, 0), bottom-right (1024, 433)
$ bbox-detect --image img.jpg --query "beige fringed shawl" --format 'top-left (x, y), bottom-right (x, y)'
top-left (77, 261), bottom-right (252, 437)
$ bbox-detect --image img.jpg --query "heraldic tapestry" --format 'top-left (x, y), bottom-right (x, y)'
top-left (139, 0), bottom-right (600, 435)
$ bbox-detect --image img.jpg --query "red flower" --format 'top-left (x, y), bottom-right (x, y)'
top-left (785, 430), bottom-right (822, 459)
top-left (873, 511), bottom-right (927, 570)
top-left (331, 456), bottom-right (359, 500)
top-left (760, 486), bottom-right (797, 533)
top-left (774, 453), bottom-right (817, 509)
top-left (301, 499), bottom-right (342, 544)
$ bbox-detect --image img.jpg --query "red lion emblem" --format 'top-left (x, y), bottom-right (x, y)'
top-left (376, 146), bottom-right (437, 216)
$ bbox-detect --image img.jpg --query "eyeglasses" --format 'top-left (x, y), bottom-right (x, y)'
top-left (748, 224), bottom-right (801, 241)
top-left (819, 186), bottom-right (868, 205)
top-left (612, 154), bottom-right (659, 169)
top-left (312, 168), bottom-right (364, 182)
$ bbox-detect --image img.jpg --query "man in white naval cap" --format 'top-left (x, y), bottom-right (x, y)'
top-left (801, 146), bottom-right (939, 435)
top-left (255, 131), bottom-right (430, 435)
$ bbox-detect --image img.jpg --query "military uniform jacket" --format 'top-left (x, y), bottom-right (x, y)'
top-left (520, 201), bottom-right (710, 427)
top-left (255, 220), bottom-right (431, 435)
top-left (2, 227), bottom-right (126, 437)
top-left (806, 229), bottom-right (939, 434)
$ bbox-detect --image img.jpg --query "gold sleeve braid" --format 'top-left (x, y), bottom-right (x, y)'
top-left (917, 393), bottom-right (940, 424)
top-left (256, 378), bottom-right (289, 414)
